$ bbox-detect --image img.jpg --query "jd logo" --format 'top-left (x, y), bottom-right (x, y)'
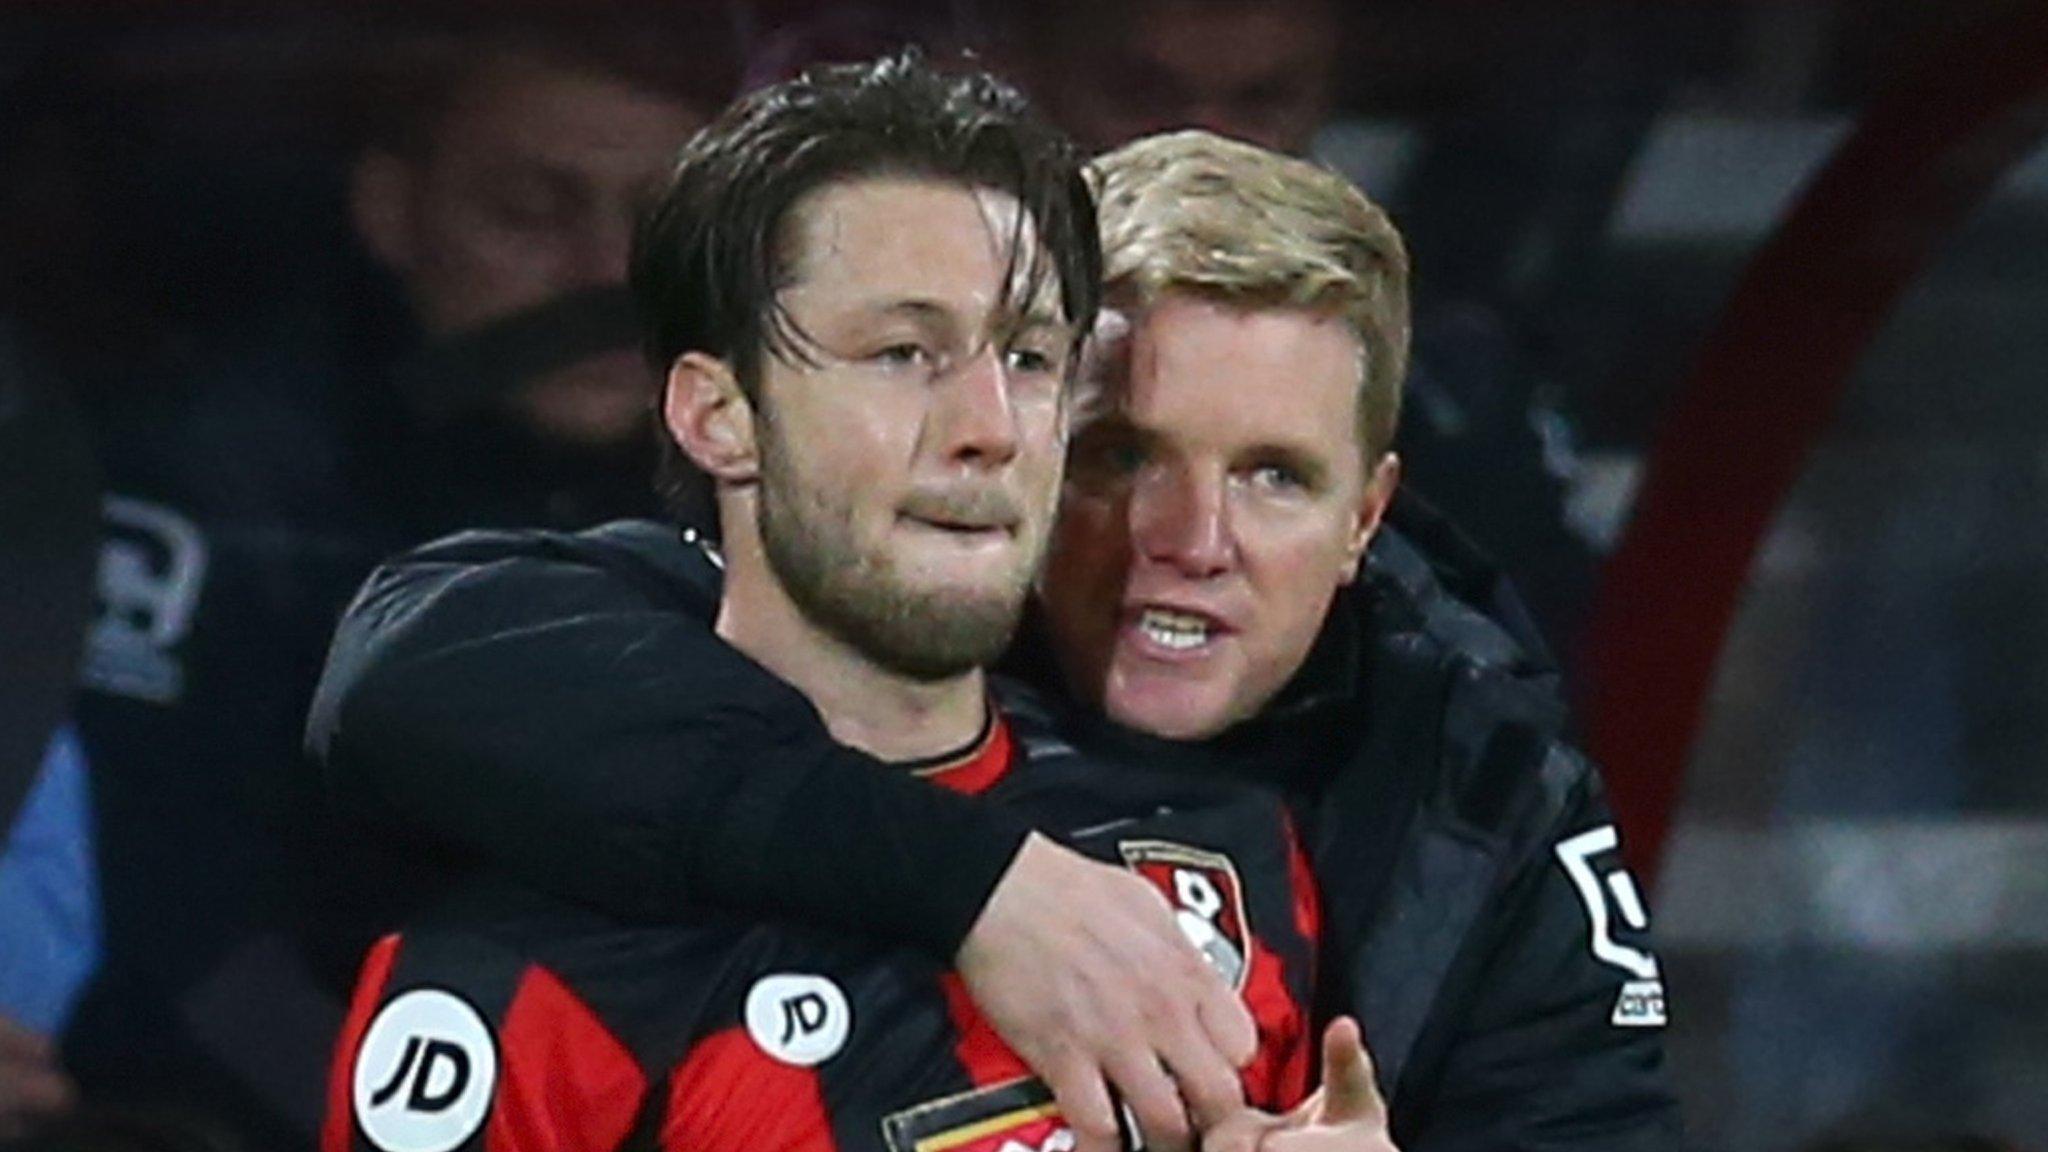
top-left (745, 974), bottom-right (851, 1066)
top-left (369, 1037), bottom-right (471, 1111)
top-left (351, 990), bottom-right (498, 1152)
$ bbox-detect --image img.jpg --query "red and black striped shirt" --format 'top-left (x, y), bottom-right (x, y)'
top-left (325, 703), bottom-right (1321, 1152)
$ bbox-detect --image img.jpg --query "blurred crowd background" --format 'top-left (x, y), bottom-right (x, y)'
top-left (1, 1), bottom-right (2044, 1149)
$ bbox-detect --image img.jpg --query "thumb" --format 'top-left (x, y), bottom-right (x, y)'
top-left (1316, 1018), bottom-right (1386, 1127)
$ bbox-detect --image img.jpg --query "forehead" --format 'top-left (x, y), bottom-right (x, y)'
top-left (1109, 295), bottom-right (1364, 455)
top-left (429, 55), bottom-right (704, 177)
top-left (782, 177), bottom-right (1062, 319)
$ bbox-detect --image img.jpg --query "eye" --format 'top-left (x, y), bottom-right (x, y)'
top-left (1246, 463), bottom-right (1308, 493)
top-left (873, 342), bottom-right (933, 369)
top-left (1005, 347), bottom-right (1057, 375)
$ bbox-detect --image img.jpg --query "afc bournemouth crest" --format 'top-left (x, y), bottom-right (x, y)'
top-left (1118, 840), bottom-right (1251, 993)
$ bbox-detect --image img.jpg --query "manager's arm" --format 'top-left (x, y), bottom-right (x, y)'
top-left (305, 525), bottom-right (1255, 1152)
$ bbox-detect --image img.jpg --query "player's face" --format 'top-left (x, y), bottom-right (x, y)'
top-left (355, 54), bottom-right (706, 449)
top-left (1052, 0), bottom-right (1337, 155)
top-left (752, 178), bottom-right (1075, 680)
top-left (1039, 295), bottom-right (1395, 738)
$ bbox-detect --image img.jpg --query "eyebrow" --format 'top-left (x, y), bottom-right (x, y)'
top-left (853, 297), bottom-right (1072, 339)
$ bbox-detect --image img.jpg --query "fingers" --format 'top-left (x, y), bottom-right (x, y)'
top-left (959, 836), bottom-right (1260, 1152)
top-left (1194, 968), bottom-right (1259, 1069)
top-left (1160, 958), bottom-right (1250, 1129)
top-left (1199, 1109), bottom-right (1283, 1152)
top-left (1315, 1018), bottom-right (1386, 1128)
top-left (1040, 1053), bottom-right (1124, 1152)
top-left (1102, 1046), bottom-right (1192, 1152)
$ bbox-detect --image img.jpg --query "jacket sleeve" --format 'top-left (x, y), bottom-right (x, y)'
top-left (1402, 758), bottom-right (1685, 1152)
top-left (305, 530), bottom-right (1033, 961)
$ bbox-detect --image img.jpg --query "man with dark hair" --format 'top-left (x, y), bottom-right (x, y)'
top-left (324, 55), bottom-right (1368, 1152)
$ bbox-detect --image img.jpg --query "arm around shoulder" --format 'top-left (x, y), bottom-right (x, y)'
top-left (305, 526), bottom-right (1031, 957)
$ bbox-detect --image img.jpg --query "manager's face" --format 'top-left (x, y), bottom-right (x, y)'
top-left (1039, 294), bottom-right (1396, 739)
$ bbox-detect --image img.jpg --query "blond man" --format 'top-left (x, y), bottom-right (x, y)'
top-left (312, 127), bottom-right (1685, 1150)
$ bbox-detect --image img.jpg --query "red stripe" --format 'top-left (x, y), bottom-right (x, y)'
top-left (1240, 819), bottom-right (1320, 1110)
top-left (662, 1027), bottom-right (838, 1152)
top-left (1582, 5), bottom-right (2048, 878)
top-left (485, 966), bottom-right (646, 1152)
top-left (1236, 934), bottom-right (1311, 1111)
top-left (324, 935), bottom-right (402, 1152)
top-left (926, 716), bottom-right (1014, 796)
top-left (1282, 815), bottom-right (1321, 964)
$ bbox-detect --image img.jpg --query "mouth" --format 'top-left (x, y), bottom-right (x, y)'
top-left (899, 492), bottom-right (1022, 541)
top-left (903, 514), bottom-right (1014, 538)
top-left (1124, 604), bottom-right (1233, 655)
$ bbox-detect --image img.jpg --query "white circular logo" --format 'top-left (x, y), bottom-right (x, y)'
top-left (351, 989), bottom-right (498, 1152)
top-left (744, 973), bottom-right (852, 1066)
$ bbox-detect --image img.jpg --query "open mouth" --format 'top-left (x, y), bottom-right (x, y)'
top-left (1130, 606), bottom-right (1228, 652)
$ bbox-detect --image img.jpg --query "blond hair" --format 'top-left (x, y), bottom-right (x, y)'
top-left (1089, 130), bottom-right (1410, 459)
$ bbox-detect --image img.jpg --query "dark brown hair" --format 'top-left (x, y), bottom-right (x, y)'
top-left (630, 49), bottom-right (1101, 525)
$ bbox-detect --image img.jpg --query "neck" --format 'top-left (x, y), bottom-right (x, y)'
top-left (715, 510), bottom-right (990, 763)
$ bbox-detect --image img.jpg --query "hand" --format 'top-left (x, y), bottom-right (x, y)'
top-left (1200, 1018), bottom-right (1396, 1152)
top-left (0, 1014), bottom-right (76, 1141)
top-left (957, 832), bottom-right (1258, 1152)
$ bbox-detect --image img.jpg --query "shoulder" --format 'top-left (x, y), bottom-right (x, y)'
top-left (1344, 509), bottom-right (1590, 847)
top-left (393, 519), bottom-right (720, 601)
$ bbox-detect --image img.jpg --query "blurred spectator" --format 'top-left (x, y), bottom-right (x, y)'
top-left (1006, 0), bottom-right (1338, 154)
top-left (0, 323), bottom-right (99, 1144)
top-left (343, 21), bottom-right (727, 531)
top-left (59, 17), bottom-right (726, 1149)
top-left (1003, 0), bottom-right (1601, 660)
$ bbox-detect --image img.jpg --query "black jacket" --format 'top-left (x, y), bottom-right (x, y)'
top-left (306, 497), bottom-right (1684, 1150)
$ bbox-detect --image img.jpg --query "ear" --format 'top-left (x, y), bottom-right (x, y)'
top-left (350, 150), bottom-right (419, 274)
top-left (663, 352), bottom-right (759, 483)
top-left (1339, 452), bottom-right (1401, 583)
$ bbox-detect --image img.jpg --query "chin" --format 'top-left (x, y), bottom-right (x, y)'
top-left (1103, 685), bottom-right (1234, 742)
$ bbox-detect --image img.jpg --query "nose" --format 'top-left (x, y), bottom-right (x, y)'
top-left (1130, 463), bottom-right (1233, 577)
top-left (928, 345), bottom-right (1022, 469)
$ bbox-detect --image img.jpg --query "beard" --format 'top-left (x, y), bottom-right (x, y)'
top-left (754, 416), bottom-right (1035, 681)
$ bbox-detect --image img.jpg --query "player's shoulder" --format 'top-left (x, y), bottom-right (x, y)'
top-left (377, 518), bottom-right (722, 613)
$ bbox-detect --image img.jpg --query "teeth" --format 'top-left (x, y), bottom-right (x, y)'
top-left (1139, 608), bottom-right (1211, 650)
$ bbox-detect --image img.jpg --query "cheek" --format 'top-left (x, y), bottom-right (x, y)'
top-left (1050, 494), bottom-right (1128, 569)
top-left (415, 219), bottom-right (565, 324)
top-left (1247, 525), bottom-right (1354, 631)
